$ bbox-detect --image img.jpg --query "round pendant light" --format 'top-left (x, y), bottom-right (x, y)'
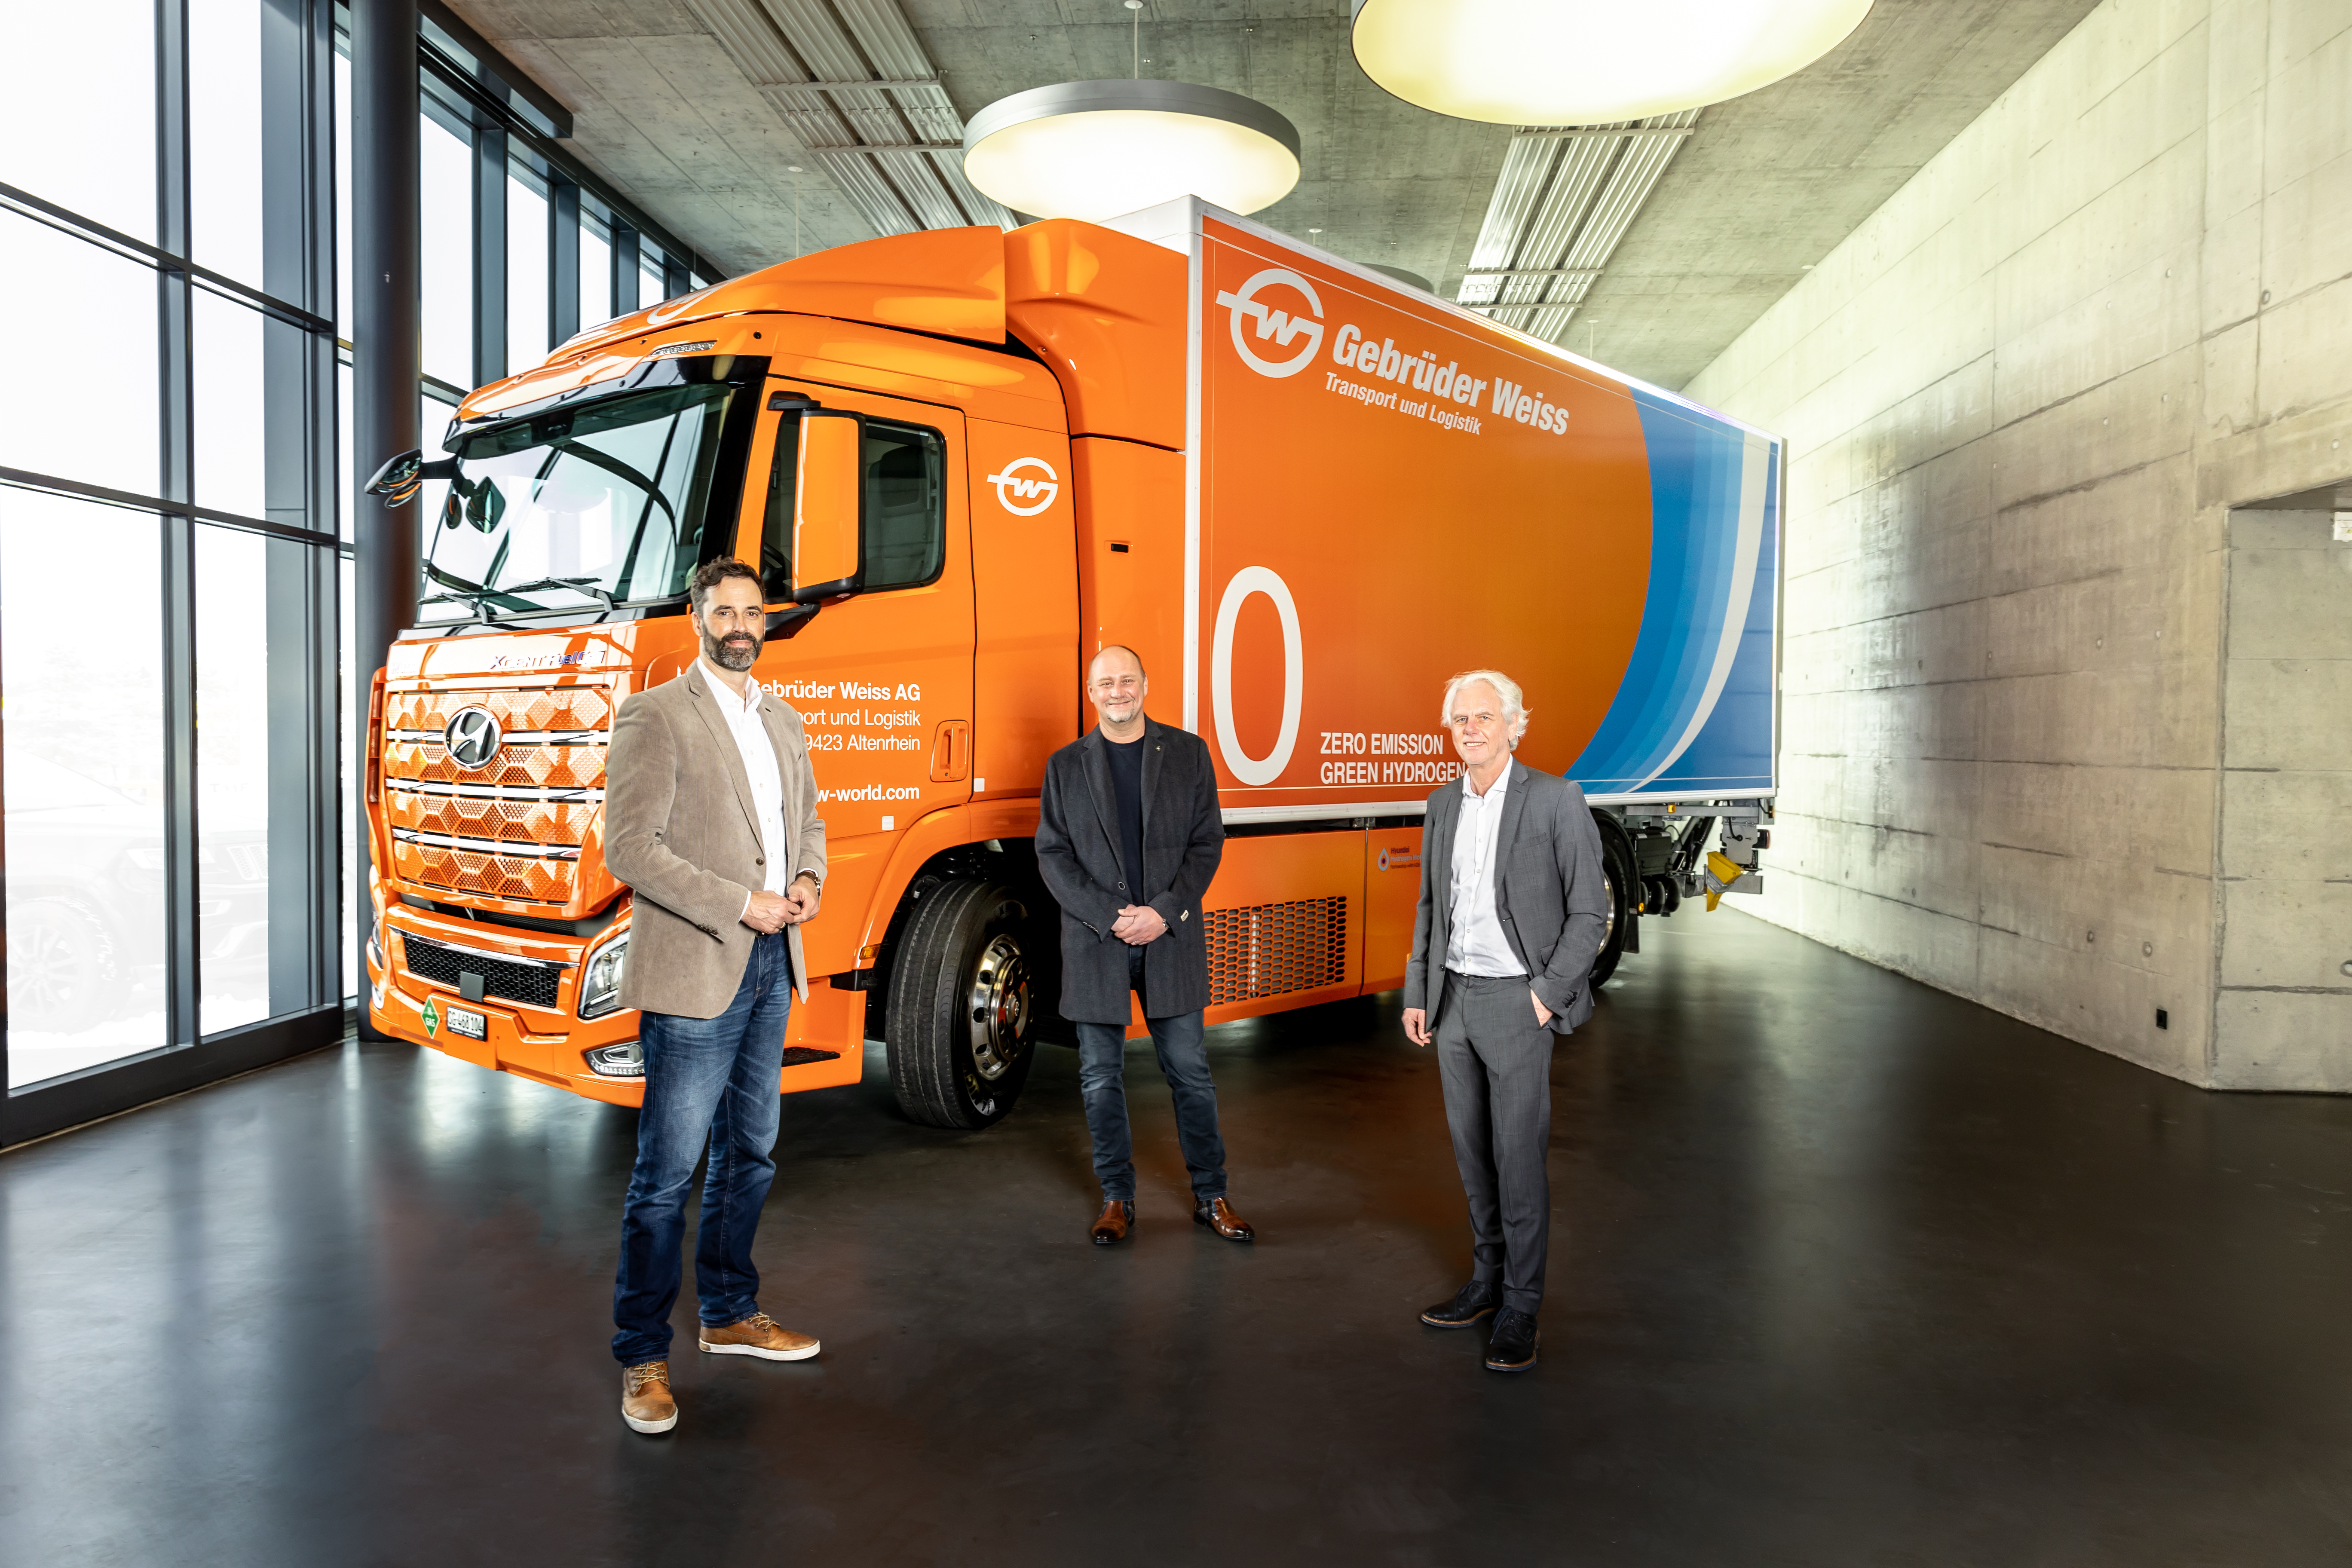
top-left (962, 80), bottom-right (1302, 224)
top-left (1350, 0), bottom-right (1874, 125)
top-left (1362, 263), bottom-right (1434, 293)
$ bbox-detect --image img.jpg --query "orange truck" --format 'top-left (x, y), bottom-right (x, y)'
top-left (361, 198), bottom-right (1782, 1129)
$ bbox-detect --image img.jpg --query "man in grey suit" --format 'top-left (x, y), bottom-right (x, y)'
top-left (1035, 645), bottom-right (1255, 1248)
top-left (603, 558), bottom-right (828, 1435)
top-left (1402, 669), bottom-right (1610, 1372)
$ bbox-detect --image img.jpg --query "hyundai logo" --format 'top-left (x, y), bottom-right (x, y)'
top-left (444, 706), bottom-right (502, 770)
top-left (1215, 267), bottom-right (1325, 379)
top-left (984, 457), bottom-right (1060, 516)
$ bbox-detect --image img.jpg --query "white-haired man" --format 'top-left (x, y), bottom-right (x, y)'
top-left (1401, 670), bottom-right (1610, 1372)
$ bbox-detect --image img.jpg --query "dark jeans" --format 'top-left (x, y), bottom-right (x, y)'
top-left (1074, 951), bottom-right (1227, 1202)
top-left (1435, 969), bottom-right (1553, 1316)
top-left (611, 931), bottom-right (790, 1366)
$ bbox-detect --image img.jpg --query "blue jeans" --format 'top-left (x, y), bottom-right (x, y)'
top-left (1075, 1005), bottom-right (1228, 1204)
top-left (611, 931), bottom-right (790, 1366)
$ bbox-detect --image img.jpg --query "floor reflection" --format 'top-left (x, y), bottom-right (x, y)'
top-left (6, 910), bottom-right (2352, 1565)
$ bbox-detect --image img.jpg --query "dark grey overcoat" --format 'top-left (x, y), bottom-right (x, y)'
top-left (1401, 761), bottom-right (1609, 1035)
top-left (1035, 718), bottom-right (1224, 1025)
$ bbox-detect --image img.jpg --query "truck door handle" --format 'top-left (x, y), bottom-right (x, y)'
top-left (930, 720), bottom-right (970, 783)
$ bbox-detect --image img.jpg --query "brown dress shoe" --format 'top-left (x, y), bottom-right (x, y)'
top-left (698, 1311), bottom-right (820, 1361)
top-left (621, 1360), bottom-right (677, 1434)
top-left (1091, 1198), bottom-right (1135, 1246)
top-left (1194, 1196), bottom-right (1255, 1241)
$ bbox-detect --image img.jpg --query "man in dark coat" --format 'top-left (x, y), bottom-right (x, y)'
top-left (1035, 645), bottom-right (1254, 1247)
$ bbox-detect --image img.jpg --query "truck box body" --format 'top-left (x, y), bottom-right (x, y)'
top-left (361, 208), bottom-right (1780, 1125)
top-left (1100, 199), bottom-right (1781, 814)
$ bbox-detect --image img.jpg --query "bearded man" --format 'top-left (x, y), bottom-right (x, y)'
top-left (602, 557), bottom-right (827, 1434)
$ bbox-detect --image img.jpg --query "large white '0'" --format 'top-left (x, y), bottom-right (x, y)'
top-left (1211, 566), bottom-right (1303, 787)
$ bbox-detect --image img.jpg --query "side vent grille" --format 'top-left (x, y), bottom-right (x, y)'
top-left (1204, 897), bottom-right (1348, 1006)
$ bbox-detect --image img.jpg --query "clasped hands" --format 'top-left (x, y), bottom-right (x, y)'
top-left (1110, 903), bottom-right (1167, 946)
top-left (741, 874), bottom-right (821, 934)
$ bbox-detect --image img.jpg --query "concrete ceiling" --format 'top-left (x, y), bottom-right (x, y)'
top-left (453, 0), bottom-right (2100, 391)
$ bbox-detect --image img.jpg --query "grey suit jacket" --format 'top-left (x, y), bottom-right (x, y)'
top-left (1402, 761), bottom-right (1609, 1035)
top-left (1035, 719), bottom-right (1224, 1024)
top-left (604, 662), bottom-right (827, 1018)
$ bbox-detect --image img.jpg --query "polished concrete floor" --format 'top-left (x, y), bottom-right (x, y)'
top-left (7, 911), bottom-right (2352, 1565)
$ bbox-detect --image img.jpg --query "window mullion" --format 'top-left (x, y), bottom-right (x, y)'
top-left (550, 175), bottom-right (579, 346)
top-left (613, 220), bottom-right (638, 315)
top-left (156, 0), bottom-right (202, 1053)
top-left (473, 120), bottom-right (507, 386)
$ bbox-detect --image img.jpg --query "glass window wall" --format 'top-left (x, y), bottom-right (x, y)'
top-left (0, 0), bottom-right (157, 242)
top-left (0, 492), bottom-right (172, 1087)
top-left (0, 0), bottom-right (340, 1133)
top-left (1, 0), bottom-right (723, 1139)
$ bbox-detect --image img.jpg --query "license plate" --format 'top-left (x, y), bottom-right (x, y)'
top-left (446, 1006), bottom-right (487, 1041)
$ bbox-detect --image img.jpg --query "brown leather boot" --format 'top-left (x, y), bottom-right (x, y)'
top-left (1194, 1196), bottom-right (1255, 1242)
top-left (621, 1360), bottom-right (677, 1434)
top-left (698, 1311), bottom-right (820, 1361)
top-left (1090, 1197), bottom-right (1135, 1246)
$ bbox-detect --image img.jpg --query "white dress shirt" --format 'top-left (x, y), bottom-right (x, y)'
top-left (1446, 765), bottom-right (1525, 977)
top-left (700, 660), bottom-right (792, 918)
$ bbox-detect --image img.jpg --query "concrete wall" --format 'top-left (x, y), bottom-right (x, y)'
top-left (1681, 0), bottom-right (2352, 1087)
top-left (2216, 506), bottom-right (2352, 1085)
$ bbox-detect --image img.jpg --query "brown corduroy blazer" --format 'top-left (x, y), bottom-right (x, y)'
top-left (604, 662), bottom-right (827, 1019)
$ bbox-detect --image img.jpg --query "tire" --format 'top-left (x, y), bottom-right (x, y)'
top-left (884, 879), bottom-right (1038, 1130)
top-left (1589, 811), bottom-right (1638, 990)
top-left (11, 898), bottom-right (119, 1034)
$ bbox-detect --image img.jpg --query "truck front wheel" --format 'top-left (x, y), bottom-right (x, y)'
top-left (885, 879), bottom-right (1037, 1130)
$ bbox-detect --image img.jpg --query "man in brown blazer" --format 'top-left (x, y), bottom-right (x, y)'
top-left (604, 558), bottom-right (827, 1436)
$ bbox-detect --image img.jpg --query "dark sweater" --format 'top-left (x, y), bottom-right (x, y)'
top-left (1103, 730), bottom-right (1146, 897)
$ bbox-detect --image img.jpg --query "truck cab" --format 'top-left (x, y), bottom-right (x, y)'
top-left (366, 224), bottom-right (1130, 1127)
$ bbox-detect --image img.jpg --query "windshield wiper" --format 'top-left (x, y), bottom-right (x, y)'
top-left (418, 587), bottom-right (503, 625)
top-left (499, 576), bottom-right (617, 612)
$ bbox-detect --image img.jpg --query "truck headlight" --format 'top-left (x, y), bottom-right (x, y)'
top-left (579, 931), bottom-right (628, 1019)
top-left (583, 1041), bottom-right (643, 1078)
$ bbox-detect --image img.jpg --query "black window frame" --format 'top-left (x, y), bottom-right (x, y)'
top-left (760, 409), bottom-right (949, 603)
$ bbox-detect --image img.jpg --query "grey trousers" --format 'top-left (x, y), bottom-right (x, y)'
top-left (1436, 969), bottom-right (1555, 1316)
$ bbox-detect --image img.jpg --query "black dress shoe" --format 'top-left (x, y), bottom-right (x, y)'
top-left (1420, 1282), bottom-right (1499, 1329)
top-left (1484, 1308), bottom-right (1540, 1372)
top-left (1091, 1198), bottom-right (1135, 1246)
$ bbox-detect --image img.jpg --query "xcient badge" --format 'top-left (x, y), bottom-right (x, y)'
top-left (985, 457), bottom-right (1060, 516)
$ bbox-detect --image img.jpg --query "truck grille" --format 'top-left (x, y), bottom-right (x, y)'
top-left (1205, 897), bottom-right (1349, 1005)
top-left (400, 934), bottom-right (564, 1010)
top-left (380, 684), bottom-right (615, 906)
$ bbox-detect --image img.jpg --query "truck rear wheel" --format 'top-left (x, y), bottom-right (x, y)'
top-left (1589, 812), bottom-right (1638, 990)
top-left (885, 879), bottom-right (1037, 1130)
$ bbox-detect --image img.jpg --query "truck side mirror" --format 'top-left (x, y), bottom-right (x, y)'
top-left (362, 449), bottom-right (456, 507)
top-left (792, 411), bottom-right (863, 602)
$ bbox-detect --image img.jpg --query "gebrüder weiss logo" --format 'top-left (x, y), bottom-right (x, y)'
top-left (985, 457), bottom-right (1060, 516)
top-left (1216, 268), bottom-right (1324, 378)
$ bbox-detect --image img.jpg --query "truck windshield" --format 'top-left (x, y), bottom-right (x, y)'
top-left (423, 382), bottom-right (736, 622)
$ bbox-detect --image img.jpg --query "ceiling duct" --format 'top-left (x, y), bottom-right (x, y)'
top-left (1455, 109), bottom-right (1697, 344)
top-left (686, 0), bottom-right (1017, 239)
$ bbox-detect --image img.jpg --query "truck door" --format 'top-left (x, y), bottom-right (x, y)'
top-left (739, 377), bottom-right (977, 980)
